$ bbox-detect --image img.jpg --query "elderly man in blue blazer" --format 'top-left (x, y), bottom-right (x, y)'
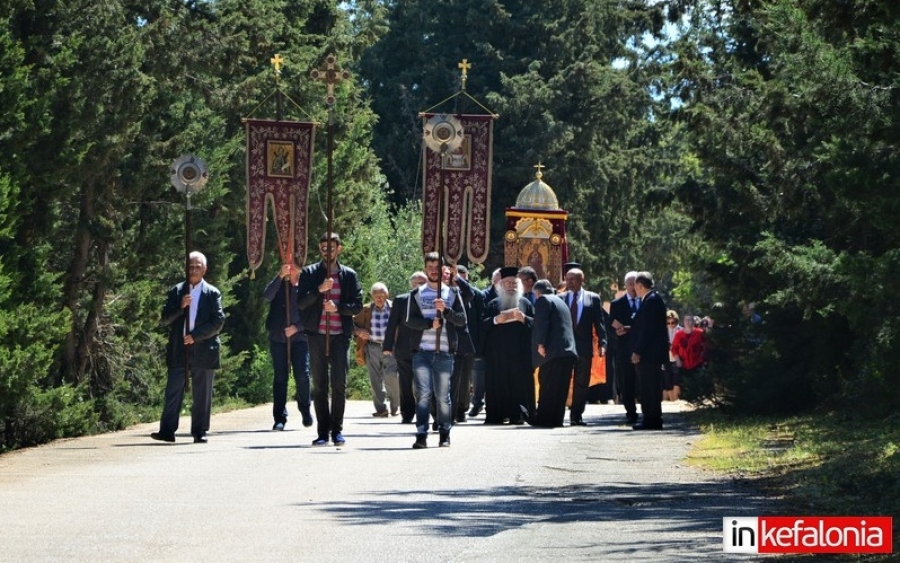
top-left (152, 251), bottom-right (226, 444)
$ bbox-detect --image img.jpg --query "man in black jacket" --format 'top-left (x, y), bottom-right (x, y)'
top-left (152, 251), bottom-right (226, 444)
top-left (608, 271), bottom-right (640, 424)
top-left (297, 233), bottom-right (363, 446)
top-left (449, 265), bottom-right (477, 423)
top-left (630, 271), bottom-right (669, 430)
top-left (530, 280), bottom-right (578, 428)
top-left (382, 271), bottom-right (427, 424)
top-left (264, 263), bottom-right (312, 431)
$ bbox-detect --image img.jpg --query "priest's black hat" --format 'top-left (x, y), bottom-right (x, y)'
top-left (499, 266), bottom-right (519, 279)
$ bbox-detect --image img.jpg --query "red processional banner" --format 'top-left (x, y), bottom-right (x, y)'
top-left (421, 114), bottom-right (494, 264)
top-left (245, 119), bottom-right (316, 275)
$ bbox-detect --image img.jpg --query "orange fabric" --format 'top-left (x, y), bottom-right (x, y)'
top-left (539, 329), bottom-right (606, 408)
top-left (590, 327), bottom-right (606, 385)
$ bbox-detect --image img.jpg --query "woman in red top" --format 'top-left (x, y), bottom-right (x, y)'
top-left (670, 315), bottom-right (706, 400)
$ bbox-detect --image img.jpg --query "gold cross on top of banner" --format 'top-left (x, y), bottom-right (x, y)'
top-left (271, 53), bottom-right (284, 83)
top-left (458, 59), bottom-right (471, 91)
top-left (310, 53), bottom-right (350, 106)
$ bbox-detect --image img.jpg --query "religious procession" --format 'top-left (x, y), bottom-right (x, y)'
top-left (8, 4), bottom-right (896, 558)
top-left (150, 54), bottom-right (708, 450)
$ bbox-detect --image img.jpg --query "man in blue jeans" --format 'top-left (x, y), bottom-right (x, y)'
top-left (264, 263), bottom-right (312, 431)
top-left (403, 252), bottom-right (467, 449)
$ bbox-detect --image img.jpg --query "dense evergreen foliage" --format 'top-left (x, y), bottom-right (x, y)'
top-left (1, 0), bottom-right (897, 451)
top-left (666, 0), bottom-right (900, 414)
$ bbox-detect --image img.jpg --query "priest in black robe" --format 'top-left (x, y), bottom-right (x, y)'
top-left (480, 266), bottom-right (535, 424)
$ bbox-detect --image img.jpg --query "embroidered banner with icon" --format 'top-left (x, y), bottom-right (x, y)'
top-left (421, 113), bottom-right (494, 264)
top-left (246, 119), bottom-right (316, 275)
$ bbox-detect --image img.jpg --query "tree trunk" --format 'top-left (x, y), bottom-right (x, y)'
top-left (79, 238), bottom-right (110, 396)
top-left (63, 183), bottom-right (96, 386)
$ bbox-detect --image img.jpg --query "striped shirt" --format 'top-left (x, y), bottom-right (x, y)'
top-left (417, 285), bottom-right (453, 353)
top-left (369, 303), bottom-right (391, 343)
top-left (317, 273), bottom-right (343, 335)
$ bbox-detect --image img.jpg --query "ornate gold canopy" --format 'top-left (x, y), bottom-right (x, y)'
top-left (505, 164), bottom-right (568, 282)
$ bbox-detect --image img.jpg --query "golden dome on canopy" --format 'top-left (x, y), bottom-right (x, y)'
top-left (515, 166), bottom-right (559, 210)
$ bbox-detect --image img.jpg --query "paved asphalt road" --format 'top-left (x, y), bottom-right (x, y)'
top-left (0, 400), bottom-right (774, 562)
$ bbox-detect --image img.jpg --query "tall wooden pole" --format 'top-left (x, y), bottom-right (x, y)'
top-left (311, 54), bottom-right (349, 358)
top-left (183, 190), bottom-right (193, 393)
top-left (435, 146), bottom-right (447, 351)
top-left (324, 107), bottom-right (335, 357)
top-left (271, 53), bottom-right (293, 369)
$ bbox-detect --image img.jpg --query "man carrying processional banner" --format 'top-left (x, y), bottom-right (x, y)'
top-left (416, 59), bottom-right (498, 446)
top-left (245, 53), bottom-right (318, 435)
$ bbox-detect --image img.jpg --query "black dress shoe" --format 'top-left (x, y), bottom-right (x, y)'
top-left (632, 423), bottom-right (663, 431)
top-left (570, 420), bottom-right (588, 427)
top-left (468, 405), bottom-right (482, 417)
top-left (193, 435), bottom-right (208, 443)
top-left (625, 415), bottom-right (638, 425)
top-left (150, 432), bottom-right (175, 443)
top-left (455, 414), bottom-right (467, 423)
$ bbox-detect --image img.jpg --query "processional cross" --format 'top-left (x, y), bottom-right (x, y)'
top-left (310, 53), bottom-right (350, 106)
top-left (458, 58), bottom-right (471, 90)
top-left (270, 53), bottom-right (284, 83)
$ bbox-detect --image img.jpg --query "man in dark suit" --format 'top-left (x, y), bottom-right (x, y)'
top-left (517, 266), bottom-right (538, 305)
top-left (297, 233), bottom-right (363, 446)
top-left (449, 265), bottom-right (476, 423)
top-left (608, 271), bottom-right (640, 425)
top-left (630, 271), bottom-right (669, 430)
top-left (383, 271), bottom-right (427, 424)
top-left (264, 263), bottom-right (312, 431)
top-left (152, 251), bottom-right (226, 444)
top-left (563, 267), bottom-right (608, 426)
top-left (462, 268), bottom-right (499, 418)
top-left (530, 280), bottom-right (578, 428)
